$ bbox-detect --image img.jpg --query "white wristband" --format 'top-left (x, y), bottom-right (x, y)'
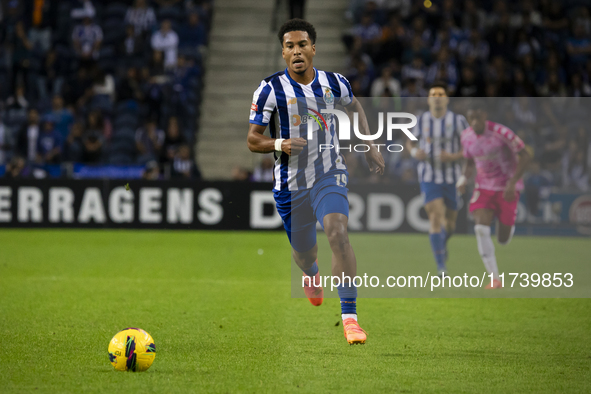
top-left (410, 147), bottom-right (418, 158)
top-left (274, 139), bottom-right (284, 152)
top-left (456, 175), bottom-right (467, 188)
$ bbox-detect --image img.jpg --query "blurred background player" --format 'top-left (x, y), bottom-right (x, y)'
top-left (457, 101), bottom-right (532, 289)
top-left (247, 19), bottom-right (385, 345)
top-left (406, 82), bottom-right (467, 276)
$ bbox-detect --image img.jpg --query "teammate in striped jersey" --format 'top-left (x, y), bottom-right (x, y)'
top-left (457, 101), bottom-right (531, 289)
top-left (247, 19), bottom-right (385, 345)
top-left (406, 82), bottom-right (468, 276)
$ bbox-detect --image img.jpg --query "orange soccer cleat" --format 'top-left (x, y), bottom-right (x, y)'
top-left (485, 278), bottom-right (503, 289)
top-left (343, 318), bottom-right (367, 345)
top-left (302, 272), bottom-right (323, 306)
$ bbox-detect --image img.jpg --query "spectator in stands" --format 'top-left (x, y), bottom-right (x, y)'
top-left (538, 51), bottom-right (566, 88)
top-left (178, 11), bottom-right (207, 51)
top-left (370, 66), bottom-right (401, 98)
top-left (511, 97), bottom-right (537, 133)
top-left (375, 13), bottom-right (405, 64)
top-left (425, 47), bottom-right (458, 94)
top-left (72, 16), bottom-right (103, 66)
top-left (456, 66), bottom-right (484, 97)
top-left (16, 108), bottom-right (40, 162)
top-left (524, 159), bottom-right (553, 222)
top-left (142, 160), bottom-right (161, 180)
top-left (231, 165), bottom-right (251, 181)
top-left (24, 0), bottom-right (57, 54)
top-left (461, 0), bottom-right (486, 30)
top-left (82, 111), bottom-right (105, 163)
top-left (485, 56), bottom-right (511, 96)
top-left (458, 29), bottom-right (490, 65)
top-left (63, 121), bottom-right (84, 162)
top-left (0, 115), bottom-right (9, 165)
top-left (120, 25), bottom-right (145, 60)
top-left (38, 49), bottom-right (66, 100)
top-left (406, 16), bottom-right (431, 47)
top-left (432, 27), bottom-right (459, 55)
top-left (70, 0), bottom-right (96, 20)
top-left (487, 27), bottom-right (513, 62)
top-left (62, 68), bottom-right (92, 109)
top-left (569, 73), bottom-right (591, 97)
top-left (402, 36), bottom-right (431, 65)
top-left (400, 78), bottom-right (426, 97)
top-left (92, 68), bottom-right (116, 104)
top-left (118, 67), bottom-right (144, 103)
top-left (352, 13), bottom-right (381, 55)
top-left (125, 0), bottom-right (157, 37)
top-left (172, 144), bottom-right (200, 179)
top-left (161, 117), bottom-right (186, 163)
top-left (566, 22), bottom-right (591, 71)
top-left (136, 119), bottom-right (165, 164)
top-left (1, 1), bottom-right (21, 57)
top-left (4, 156), bottom-right (29, 178)
top-left (151, 20), bottom-right (179, 69)
top-left (541, 126), bottom-right (568, 172)
top-left (562, 142), bottom-right (589, 191)
top-left (6, 85), bottom-right (29, 111)
top-left (542, 0), bottom-right (569, 42)
top-left (36, 115), bottom-right (63, 164)
top-left (401, 56), bottom-right (427, 88)
top-left (48, 95), bottom-right (74, 140)
top-left (12, 21), bottom-right (33, 94)
top-left (252, 156), bottom-right (274, 182)
top-left (515, 29), bottom-right (541, 60)
top-left (539, 72), bottom-right (566, 97)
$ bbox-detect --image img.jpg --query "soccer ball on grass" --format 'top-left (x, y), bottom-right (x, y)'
top-left (108, 328), bottom-right (156, 372)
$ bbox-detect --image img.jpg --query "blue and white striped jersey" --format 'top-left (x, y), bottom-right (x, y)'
top-left (249, 68), bottom-right (352, 192)
top-left (413, 110), bottom-right (468, 184)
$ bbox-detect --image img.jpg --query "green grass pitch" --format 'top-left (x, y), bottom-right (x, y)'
top-left (0, 230), bottom-right (590, 393)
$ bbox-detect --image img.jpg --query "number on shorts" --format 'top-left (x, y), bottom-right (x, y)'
top-left (334, 174), bottom-right (347, 187)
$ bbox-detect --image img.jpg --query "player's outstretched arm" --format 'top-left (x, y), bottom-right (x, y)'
top-left (457, 158), bottom-right (474, 194)
top-left (247, 123), bottom-right (306, 155)
top-left (439, 149), bottom-right (464, 163)
top-left (345, 97), bottom-right (385, 174)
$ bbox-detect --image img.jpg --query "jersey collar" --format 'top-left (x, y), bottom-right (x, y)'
top-left (284, 67), bottom-right (318, 87)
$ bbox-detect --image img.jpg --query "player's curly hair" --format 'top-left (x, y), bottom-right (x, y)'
top-left (278, 19), bottom-right (317, 46)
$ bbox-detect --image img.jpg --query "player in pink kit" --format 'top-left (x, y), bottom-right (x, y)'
top-left (456, 103), bottom-right (531, 288)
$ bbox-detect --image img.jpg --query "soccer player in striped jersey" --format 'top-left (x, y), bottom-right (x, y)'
top-left (406, 82), bottom-right (468, 277)
top-left (247, 19), bottom-right (385, 345)
top-left (457, 101), bottom-right (531, 289)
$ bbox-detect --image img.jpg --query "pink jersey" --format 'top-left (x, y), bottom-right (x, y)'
top-left (461, 121), bottom-right (525, 191)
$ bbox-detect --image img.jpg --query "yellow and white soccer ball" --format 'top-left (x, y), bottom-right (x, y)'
top-left (108, 328), bottom-right (156, 372)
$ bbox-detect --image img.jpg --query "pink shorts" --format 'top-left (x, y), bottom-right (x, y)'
top-left (469, 189), bottom-right (519, 226)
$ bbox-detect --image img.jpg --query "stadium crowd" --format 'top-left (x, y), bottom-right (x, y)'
top-left (337, 0), bottom-right (590, 194)
top-left (0, 0), bottom-right (211, 179)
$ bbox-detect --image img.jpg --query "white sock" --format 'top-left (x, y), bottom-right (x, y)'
top-left (474, 224), bottom-right (499, 279)
top-left (499, 226), bottom-right (515, 245)
top-left (342, 313), bottom-right (357, 321)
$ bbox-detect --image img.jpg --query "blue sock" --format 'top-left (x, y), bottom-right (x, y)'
top-left (441, 226), bottom-right (448, 245)
top-left (303, 261), bottom-right (318, 277)
top-left (429, 232), bottom-right (446, 271)
top-left (337, 284), bottom-right (357, 315)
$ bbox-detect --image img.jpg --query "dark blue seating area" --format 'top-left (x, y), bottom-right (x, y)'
top-left (0, 0), bottom-right (212, 178)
